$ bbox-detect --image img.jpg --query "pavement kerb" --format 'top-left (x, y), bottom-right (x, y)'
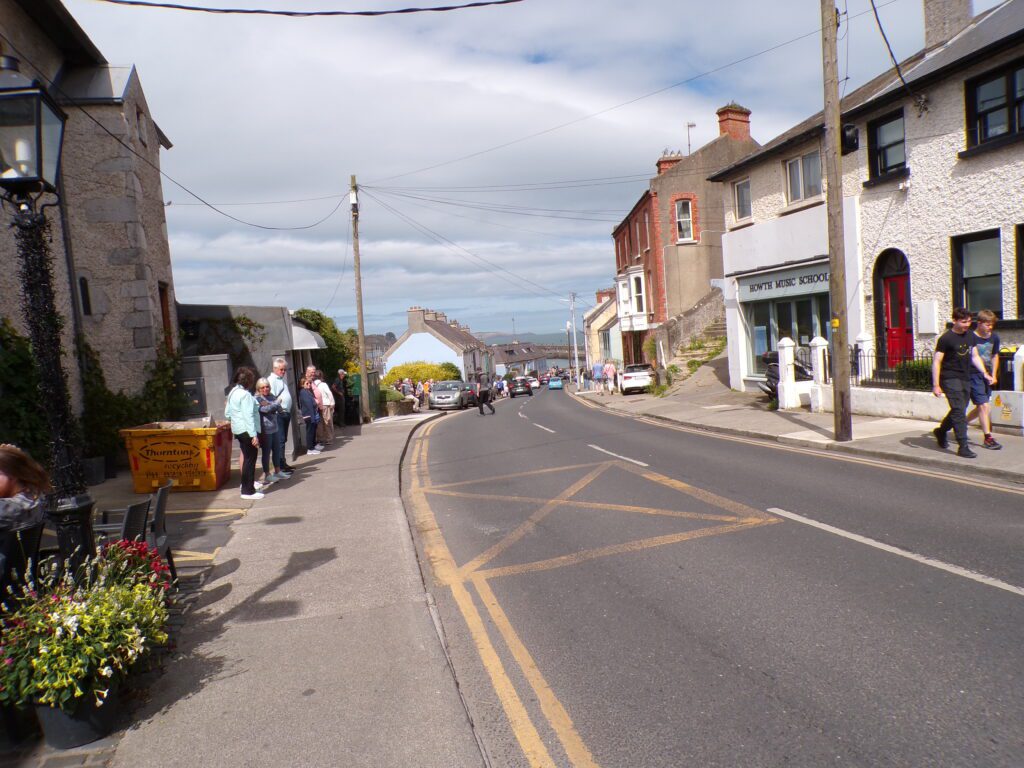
top-left (570, 389), bottom-right (1024, 488)
top-left (395, 409), bottom-right (446, 496)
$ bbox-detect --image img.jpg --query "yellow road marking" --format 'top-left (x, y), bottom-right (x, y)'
top-left (172, 547), bottom-right (219, 562)
top-left (426, 461), bottom-right (607, 491)
top-left (167, 508), bottom-right (247, 517)
top-left (473, 576), bottom-right (598, 768)
top-left (629, 466), bottom-right (771, 521)
top-left (426, 487), bottom-right (741, 523)
top-left (475, 520), bottom-right (774, 580)
top-left (458, 464), bottom-right (610, 577)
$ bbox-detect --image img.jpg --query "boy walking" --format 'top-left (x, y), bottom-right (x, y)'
top-left (931, 308), bottom-right (993, 459)
top-left (966, 309), bottom-right (1002, 449)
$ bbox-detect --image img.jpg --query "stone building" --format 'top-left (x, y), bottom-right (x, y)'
top-left (0, 0), bottom-right (176, 409)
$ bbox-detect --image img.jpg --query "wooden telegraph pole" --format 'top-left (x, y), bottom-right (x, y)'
top-left (820, 0), bottom-right (853, 441)
top-left (350, 175), bottom-right (371, 423)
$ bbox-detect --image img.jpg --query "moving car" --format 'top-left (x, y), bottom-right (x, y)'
top-left (620, 363), bottom-right (655, 395)
top-left (547, 376), bottom-right (564, 390)
top-left (528, 377), bottom-right (541, 390)
top-left (509, 377), bottom-right (533, 397)
top-left (429, 380), bottom-right (476, 410)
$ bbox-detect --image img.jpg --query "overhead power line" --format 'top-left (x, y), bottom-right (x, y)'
top-left (90, 0), bottom-right (524, 16)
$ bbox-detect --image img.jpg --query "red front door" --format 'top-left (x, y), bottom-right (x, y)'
top-left (883, 274), bottom-right (912, 367)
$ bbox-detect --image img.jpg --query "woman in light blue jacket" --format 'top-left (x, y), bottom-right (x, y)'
top-left (225, 367), bottom-right (262, 500)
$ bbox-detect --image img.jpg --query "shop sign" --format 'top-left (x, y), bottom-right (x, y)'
top-left (738, 263), bottom-right (830, 302)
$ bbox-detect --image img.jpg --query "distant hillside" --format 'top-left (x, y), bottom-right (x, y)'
top-left (477, 331), bottom-right (567, 345)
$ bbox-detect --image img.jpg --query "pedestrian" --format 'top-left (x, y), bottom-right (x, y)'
top-left (331, 369), bottom-right (348, 426)
top-left (255, 378), bottom-right (289, 483)
top-left (476, 372), bottom-right (496, 415)
top-left (592, 361), bottom-right (605, 395)
top-left (226, 367), bottom-right (263, 500)
top-left (401, 378), bottom-right (420, 412)
top-left (0, 444), bottom-right (48, 533)
top-left (932, 307), bottom-right (993, 459)
top-left (298, 377), bottom-right (321, 455)
top-left (267, 357), bottom-right (296, 474)
top-left (965, 309), bottom-right (1002, 450)
top-left (314, 369), bottom-right (335, 447)
top-left (603, 359), bottom-right (618, 395)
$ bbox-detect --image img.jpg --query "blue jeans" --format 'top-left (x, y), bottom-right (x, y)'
top-left (274, 412), bottom-right (291, 468)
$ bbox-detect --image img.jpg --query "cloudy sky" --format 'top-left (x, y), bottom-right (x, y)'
top-left (62, 0), bottom-right (1000, 335)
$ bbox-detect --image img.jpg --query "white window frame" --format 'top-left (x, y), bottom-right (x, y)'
top-left (634, 220), bottom-right (641, 259)
top-left (675, 199), bottom-right (694, 242)
top-left (643, 211), bottom-right (651, 252)
top-left (785, 150), bottom-right (822, 203)
top-left (633, 274), bottom-right (645, 314)
top-left (734, 179), bottom-right (752, 220)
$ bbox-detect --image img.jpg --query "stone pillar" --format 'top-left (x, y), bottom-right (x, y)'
top-left (809, 336), bottom-right (829, 385)
top-left (854, 331), bottom-right (875, 385)
top-left (776, 337), bottom-right (800, 409)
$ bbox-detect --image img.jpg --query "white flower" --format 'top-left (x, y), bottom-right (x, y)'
top-left (54, 626), bottom-right (63, 639)
top-left (100, 666), bottom-right (113, 678)
top-left (38, 645), bottom-right (48, 655)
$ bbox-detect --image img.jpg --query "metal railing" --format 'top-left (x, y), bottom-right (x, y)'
top-left (852, 349), bottom-right (932, 391)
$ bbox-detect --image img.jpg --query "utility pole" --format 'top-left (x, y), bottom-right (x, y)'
top-left (820, 0), bottom-right (853, 441)
top-left (350, 175), bottom-right (371, 423)
top-left (569, 292), bottom-right (581, 388)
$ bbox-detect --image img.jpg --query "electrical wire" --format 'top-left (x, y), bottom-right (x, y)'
top-left (368, 188), bottom-right (624, 221)
top-left (90, 0), bottom-right (524, 16)
top-left (869, 0), bottom-right (927, 111)
top-left (322, 213), bottom-right (353, 312)
top-left (0, 30), bottom-right (347, 231)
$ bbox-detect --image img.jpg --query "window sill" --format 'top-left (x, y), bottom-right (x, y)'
top-left (958, 131), bottom-right (1024, 159)
top-left (675, 239), bottom-right (697, 246)
top-left (779, 197), bottom-right (824, 217)
top-left (728, 218), bottom-right (754, 231)
top-left (862, 166), bottom-right (910, 189)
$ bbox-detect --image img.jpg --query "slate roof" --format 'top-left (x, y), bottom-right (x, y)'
top-left (708, 0), bottom-right (1022, 181)
top-left (427, 320), bottom-right (483, 352)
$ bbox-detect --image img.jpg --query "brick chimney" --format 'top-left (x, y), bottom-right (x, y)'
top-left (924, 0), bottom-right (973, 50)
top-left (657, 150), bottom-right (683, 175)
top-left (407, 306), bottom-right (427, 332)
top-left (596, 288), bottom-right (615, 304)
top-left (716, 103), bottom-right (751, 141)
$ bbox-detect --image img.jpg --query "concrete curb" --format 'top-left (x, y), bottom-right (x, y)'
top-left (570, 390), bottom-right (1024, 487)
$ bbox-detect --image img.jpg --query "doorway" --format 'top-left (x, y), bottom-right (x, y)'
top-left (873, 249), bottom-right (912, 367)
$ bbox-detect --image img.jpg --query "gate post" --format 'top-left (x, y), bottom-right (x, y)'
top-left (809, 336), bottom-right (829, 385)
top-left (776, 337), bottom-right (800, 409)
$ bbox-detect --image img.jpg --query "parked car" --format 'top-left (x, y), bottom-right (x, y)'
top-left (547, 377), bottom-right (564, 390)
top-left (429, 380), bottom-right (476, 410)
top-left (509, 377), bottom-right (533, 397)
top-left (620, 363), bottom-right (655, 395)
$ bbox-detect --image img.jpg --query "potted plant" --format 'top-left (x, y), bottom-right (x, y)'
top-left (0, 542), bottom-right (171, 749)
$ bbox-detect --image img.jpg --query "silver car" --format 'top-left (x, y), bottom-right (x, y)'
top-left (429, 380), bottom-right (474, 410)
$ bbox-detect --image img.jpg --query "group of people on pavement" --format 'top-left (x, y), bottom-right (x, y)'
top-left (225, 358), bottom-right (349, 500)
top-left (588, 359), bottom-right (618, 395)
top-left (932, 307), bottom-right (1003, 458)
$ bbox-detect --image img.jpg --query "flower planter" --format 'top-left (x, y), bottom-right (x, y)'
top-left (35, 689), bottom-right (120, 749)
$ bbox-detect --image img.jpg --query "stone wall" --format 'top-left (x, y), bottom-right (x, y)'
top-left (653, 287), bottom-right (725, 362)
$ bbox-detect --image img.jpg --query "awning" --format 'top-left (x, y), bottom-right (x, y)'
top-left (290, 321), bottom-right (325, 351)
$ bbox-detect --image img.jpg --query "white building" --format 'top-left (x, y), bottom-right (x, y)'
top-left (382, 307), bottom-right (493, 380)
top-left (711, 0), bottom-right (1024, 395)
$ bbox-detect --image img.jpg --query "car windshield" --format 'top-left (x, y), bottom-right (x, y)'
top-left (434, 381), bottom-right (460, 391)
top-left (625, 364), bottom-right (654, 373)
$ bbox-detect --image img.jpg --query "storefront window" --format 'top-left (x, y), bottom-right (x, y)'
top-left (747, 295), bottom-right (831, 374)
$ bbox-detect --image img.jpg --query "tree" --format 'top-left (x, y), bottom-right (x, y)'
top-left (293, 309), bottom-right (352, 376)
top-left (382, 361), bottom-right (461, 387)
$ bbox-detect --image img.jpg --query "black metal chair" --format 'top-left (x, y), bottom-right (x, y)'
top-left (94, 498), bottom-right (151, 544)
top-left (146, 482), bottom-right (176, 580)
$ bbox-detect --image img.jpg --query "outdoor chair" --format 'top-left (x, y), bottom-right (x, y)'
top-left (94, 497), bottom-right (151, 545)
top-left (146, 481), bottom-right (177, 580)
top-left (0, 519), bottom-right (46, 609)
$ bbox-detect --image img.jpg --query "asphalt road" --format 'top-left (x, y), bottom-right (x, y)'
top-left (403, 387), bottom-right (1024, 768)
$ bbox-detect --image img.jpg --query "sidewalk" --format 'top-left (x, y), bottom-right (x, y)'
top-left (14, 413), bottom-right (481, 768)
top-left (575, 356), bottom-right (1024, 485)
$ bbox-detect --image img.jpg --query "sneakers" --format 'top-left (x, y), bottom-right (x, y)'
top-left (307, 449), bottom-right (321, 455)
top-left (254, 481), bottom-right (265, 491)
top-left (240, 492), bottom-right (265, 500)
top-left (932, 427), bottom-right (948, 449)
top-left (957, 445), bottom-right (977, 459)
top-left (983, 434), bottom-right (1003, 450)
top-left (314, 444), bottom-right (325, 451)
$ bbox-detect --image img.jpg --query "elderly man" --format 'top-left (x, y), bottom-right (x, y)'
top-left (267, 357), bottom-right (295, 475)
top-left (314, 369), bottom-right (335, 445)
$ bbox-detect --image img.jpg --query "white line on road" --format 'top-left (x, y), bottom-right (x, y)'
top-left (518, 411), bottom-right (527, 419)
top-left (533, 424), bottom-right (556, 434)
top-left (587, 444), bottom-right (649, 467)
top-left (766, 507), bottom-right (1024, 598)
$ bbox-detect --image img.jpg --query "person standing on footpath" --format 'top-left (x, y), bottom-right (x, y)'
top-left (592, 361), bottom-right (604, 395)
top-left (331, 369), bottom-right (348, 426)
top-left (476, 372), bottom-right (496, 415)
top-left (255, 378), bottom-right (289, 483)
top-left (298, 377), bottom-right (321, 455)
top-left (314, 369), bottom-right (335, 447)
top-left (602, 359), bottom-right (618, 395)
top-left (268, 358), bottom-right (296, 474)
top-left (226, 367), bottom-right (263, 500)
top-left (932, 307), bottom-right (993, 459)
top-left (965, 309), bottom-right (1002, 450)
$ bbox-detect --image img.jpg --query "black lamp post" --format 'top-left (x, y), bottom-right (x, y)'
top-left (0, 56), bottom-right (94, 575)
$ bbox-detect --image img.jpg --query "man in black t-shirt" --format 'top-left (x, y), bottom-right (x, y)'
top-left (931, 307), bottom-right (993, 458)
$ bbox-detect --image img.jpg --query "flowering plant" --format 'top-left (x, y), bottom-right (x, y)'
top-left (0, 542), bottom-right (170, 712)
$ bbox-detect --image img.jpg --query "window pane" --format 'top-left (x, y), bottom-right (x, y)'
top-left (735, 180), bottom-right (751, 218)
top-left (982, 108), bottom-right (1009, 139)
top-left (775, 302), bottom-right (793, 340)
top-left (676, 200), bottom-right (692, 240)
top-left (633, 276), bottom-right (644, 313)
top-left (976, 76), bottom-right (1006, 111)
top-left (876, 116), bottom-right (904, 146)
top-left (796, 299), bottom-right (813, 345)
top-left (965, 274), bottom-right (1002, 313)
top-left (1016, 68), bottom-right (1024, 99)
top-left (787, 159), bottom-right (801, 201)
top-left (882, 143), bottom-right (905, 171)
top-left (802, 151), bottom-right (822, 197)
top-left (751, 302), bottom-right (771, 372)
top-left (816, 295), bottom-right (831, 341)
top-left (962, 236), bottom-right (1000, 278)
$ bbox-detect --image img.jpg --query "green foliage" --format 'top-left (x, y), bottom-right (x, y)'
top-left (0, 319), bottom-right (49, 462)
top-left (437, 362), bottom-right (462, 381)
top-left (688, 337), bottom-right (706, 351)
top-left (646, 383), bottom-right (670, 397)
top-left (78, 337), bottom-right (186, 458)
top-left (190, 314), bottom-right (267, 367)
top-left (687, 359), bottom-right (702, 373)
top-left (667, 364), bottom-right (681, 375)
top-left (895, 358), bottom-right (932, 391)
top-left (293, 309), bottom-right (352, 376)
top-left (642, 335), bottom-right (658, 363)
top-left (0, 542), bottom-right (170, 711)
top-left (382, 361), bottom-right (460, 387)
top-left (381, 387), bottom-right (406, 403)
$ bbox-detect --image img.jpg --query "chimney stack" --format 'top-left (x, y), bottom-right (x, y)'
top-left (407, 306), bottom-right (427, 332)
top-left (656, 150), bottom-right (684, 175)
top-left (716, 103), bottom-right (751, 141)
top-left (924, 0), bottom-right (973, 50)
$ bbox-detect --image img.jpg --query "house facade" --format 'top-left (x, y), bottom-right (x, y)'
top-left (383, 307), bottom-right (494, 380)
top-left (613, 105), bottom-right (760, 366)
top-left (711, 0), bottom-right (1024, 396)
top-left (583, 288), bottom-right (622, 370)
top-left (0, 0), bottom-right (178, 409)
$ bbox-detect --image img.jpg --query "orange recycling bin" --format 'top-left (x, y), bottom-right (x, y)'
top-left (120, 419), bottom-right (233, 493)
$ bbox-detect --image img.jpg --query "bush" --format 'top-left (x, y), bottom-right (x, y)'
top-left (383, 361), bottom-right (462, 387)
top-left (895, 359), bottom-right (932, 391)
top-left (293, 309), bottom-right (352, 376)
top-left (642, 335), bottom-right (658, 364)
top-left (0, 319), bottom-right (49, 462)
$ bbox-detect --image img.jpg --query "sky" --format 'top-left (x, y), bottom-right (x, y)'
top-left (61, 0), bottom-right (1002, 335)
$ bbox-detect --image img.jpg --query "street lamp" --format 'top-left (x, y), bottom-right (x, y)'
top-left (0, 56), bottom-right (94, 574)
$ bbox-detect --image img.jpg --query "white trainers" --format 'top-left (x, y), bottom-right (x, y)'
top-left (240, 492), bottom-right (265, 500)
top-left (307, 449), bottom-right (321, 455)
top-left (314, 444), bottom-right (325, 451)
top-left (254, 481), bottom-right (266, 491)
